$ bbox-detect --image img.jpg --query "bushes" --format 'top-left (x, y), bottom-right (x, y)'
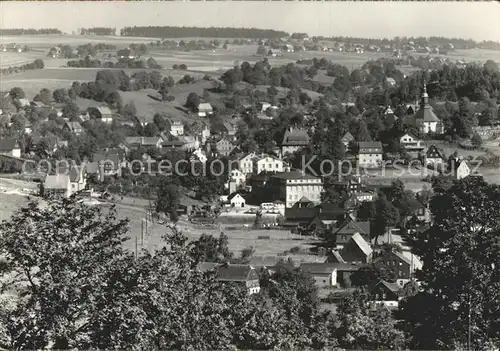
top-left (0, 59), bottom-right (44, 76)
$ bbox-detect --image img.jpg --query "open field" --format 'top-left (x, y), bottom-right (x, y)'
top-left (0, 35), bottom-right (153, 48)
top-left (118, 81), bottom-right (213, 123)
top-left (0, 51), bottom-right (47, 68)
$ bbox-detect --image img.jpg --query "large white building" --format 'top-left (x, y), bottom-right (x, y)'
top-left (253, 154), bottom-right (285, 174)
top-left (267, 171), bottom-right (323, 208)
top-left (357, 141), bottom-right (383, 168)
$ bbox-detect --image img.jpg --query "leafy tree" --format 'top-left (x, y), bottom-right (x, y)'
top-left (155, 179), bottom-right (181, 220)
top-left (143, 123), bottom-right (159, 137)
top-left (189, 233), bottom-right (233, 263)
top-left (0, 198), bottom-right (131, 349)
top-left (123, 101), bottom-right (137, 119)
top-left (185, 93), bottom-right (200, 113)
top-left (372, 193), bottom-right (400, 244)
top-left (335, 290), bottom-right (406, 350)
top-left (34, 88), bottom-right (52, 105)
top-left (153, 113), bottom-right (167, 131)
top-left (62, 100), bottom-right (81, 121)
top-left (256, 45), bottom-right (267, 56)
top-left (471, 133), bottom-right (483, 147)
top-left (9, 87), bottom-right (25, 100)
top-left (403, 176), bottom-right (500, 350)
top-left (53, 88), bottom-right (69, 103)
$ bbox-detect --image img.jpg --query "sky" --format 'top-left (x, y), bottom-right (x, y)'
top-left (1, 2), bottom-right (500, 42)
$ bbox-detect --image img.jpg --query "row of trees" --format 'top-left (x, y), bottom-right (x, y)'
top-left (120, 26), bottom-right (288, 39)
top-left (67, 56), bottom-right (162, 70)
top-left (0, 28), bottom-right (61, 35)
top-left (80, 27), bottom-right (116, 36)
top-left (0, 58), bottom-right (44, 76)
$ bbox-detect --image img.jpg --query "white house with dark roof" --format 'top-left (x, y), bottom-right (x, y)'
top-left (63, 121), bottom-right (83, 135)
top-left (197, 263), bottom-right (260, 294)
top-left (166, 118), bottom-right (184, 136)
top-left (125, 136), bottom-right (163, 149)
top-left (425, 145), bottom-right (446, 166)
top-left (227, 192), bottom-right (246, 208)
top-left (266, 171), bottom-right (323, 208)
top-left (197, 103), bottom-right (213, 117)
top-left (400, 133), bottom-right (424, 152)
top-left (253, 154), bottom-right (285, 174)
top-left (87, 106), bottom-right (114, 124)
top-left (341, 132), bottom-right (355, 151)
top-left (357, 141), bottom-right (383, 168)
top-left (0, 138), bottom-right (21, 158)
top-left (42, 174), bottom-right (71, 198)
top-left (281, 127), bottom-right (310, 155)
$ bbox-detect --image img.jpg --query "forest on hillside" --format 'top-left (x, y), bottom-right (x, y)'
top-left (120, 26), bottom-right (289, 39)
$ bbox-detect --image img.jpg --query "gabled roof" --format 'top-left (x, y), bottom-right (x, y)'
top-left (282, 128), bottom-right (310, 146)
top-left (0, 138), bottom-right (19, 151)
top-left (333, 216), bottom-right (370, 236)
top-left (250, 256), bottom-right (288, 268)
top-left (125, 136), bottom-right (162, 147)
top-left (393, 251), bottom-right (423, 271)
top-left (358, 141), bottom-right (383, 150)
top-left (375, 280), bottom-right (403, 294)
top-left (217, 264), bottom-right (258, 281)
top-left (89, 106), bottom-right (113, 115)
top-left (426, 144), bottom-right (445, 159)
top-left (341, 132), bottom-right (355, 142)
top-left (329, 250), bottom-right (346, 263)
top-left (416, 105), bottom-right (440, 123)
top-left (198, 103), bottom-right (213, 111)
top-left (301, 262), bottom-right (358, 273)
top-left (346, 232), bottom-right (373, 257)
top-left (227, 192), bottom-right (245, 202)
top-left (270, 171), bottom-right (320, 181)
top-left (64, 121), bottom-right (82, 132)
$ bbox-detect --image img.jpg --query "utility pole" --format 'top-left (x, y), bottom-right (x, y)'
top-left (467, 293), bottom-right (472, 351)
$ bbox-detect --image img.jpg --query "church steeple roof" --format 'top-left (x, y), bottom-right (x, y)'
top-left (416, 81), bottom-right (439, 123)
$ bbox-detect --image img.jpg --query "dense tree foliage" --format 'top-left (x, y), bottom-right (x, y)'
top-left (1, 59), bottom-right (44, 76)
top-left (80, 27), bottom-right (116, 36)
top-left (0, 28), bottom-right (61, 35)
top-left (402, 176), bottom-right (500, 350)
top-left (120, 26), bottom-right (288, 39)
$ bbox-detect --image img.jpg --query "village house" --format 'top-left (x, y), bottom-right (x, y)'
top-left (30, 136), bottom-right (66, 156)
top-left (190, 148), bottom-right (208, 164)
top-left (357, 141), bottom-right (383, 168)
top-left (253, 154), bottom-right (285, 174)
top-left (197, 263), bottom-right (260, 295)
top-left (41, 165), bottom-right (87, 198)
top-left (330, 215), bottom-right (371, 249)
top-left (63, 121), bottom-right (83, 135)
top-left (190, 121), bottom-right (211, 144)
top-left (335, 232), bottom-right (373, 264)
top-left (209, 136), bottom-right (235, 157)
top-left (371, 280), bottom-right (403, 308)
top-left (425, 145), bottom-right (446, 166)
top-left (267, 49), bottom-right (283, 57)
top-left (281, 127), bottom-right (310, 155)
top-left (258, 102), bottom-right (271, 112)
top-left (91, 150), bottom-right (126, 179)
top-left (176, 135), bottom-right (199, 152)
top-left (87, 106), bottom-right (114, 124)
top-left (449, 157), bottom-right (471, 180)
top-left (197, 103), bottom-right (213, 117)
top-left (167, 118), bottom-right (184, 136)
top-left (266, 170), bottom-right (323, 208)
top-left (228, 168), bottom-right (246, 193)
top-left (341, 132), bottom-right (355, 152)
top-left (227, 192), bottom-right (246, 208)
top-left (238, 153), bottom-right (255, 175)
top-left (332, 175), bottom-right (362, 194)
top-left (162, 140), bottom-right (187, 151)
top-left (300, 263), bottom-right (339, 287)
top-left (0, 138), bottom-right (21, 158)
top-left (374, 250), bottom-right (423, 287)
top-left (125, 136), bottom-right (163, 150)
top-left (222, 122), bottom-right (237, 139)
top-left (400, 133), bottom-right (424, 152)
